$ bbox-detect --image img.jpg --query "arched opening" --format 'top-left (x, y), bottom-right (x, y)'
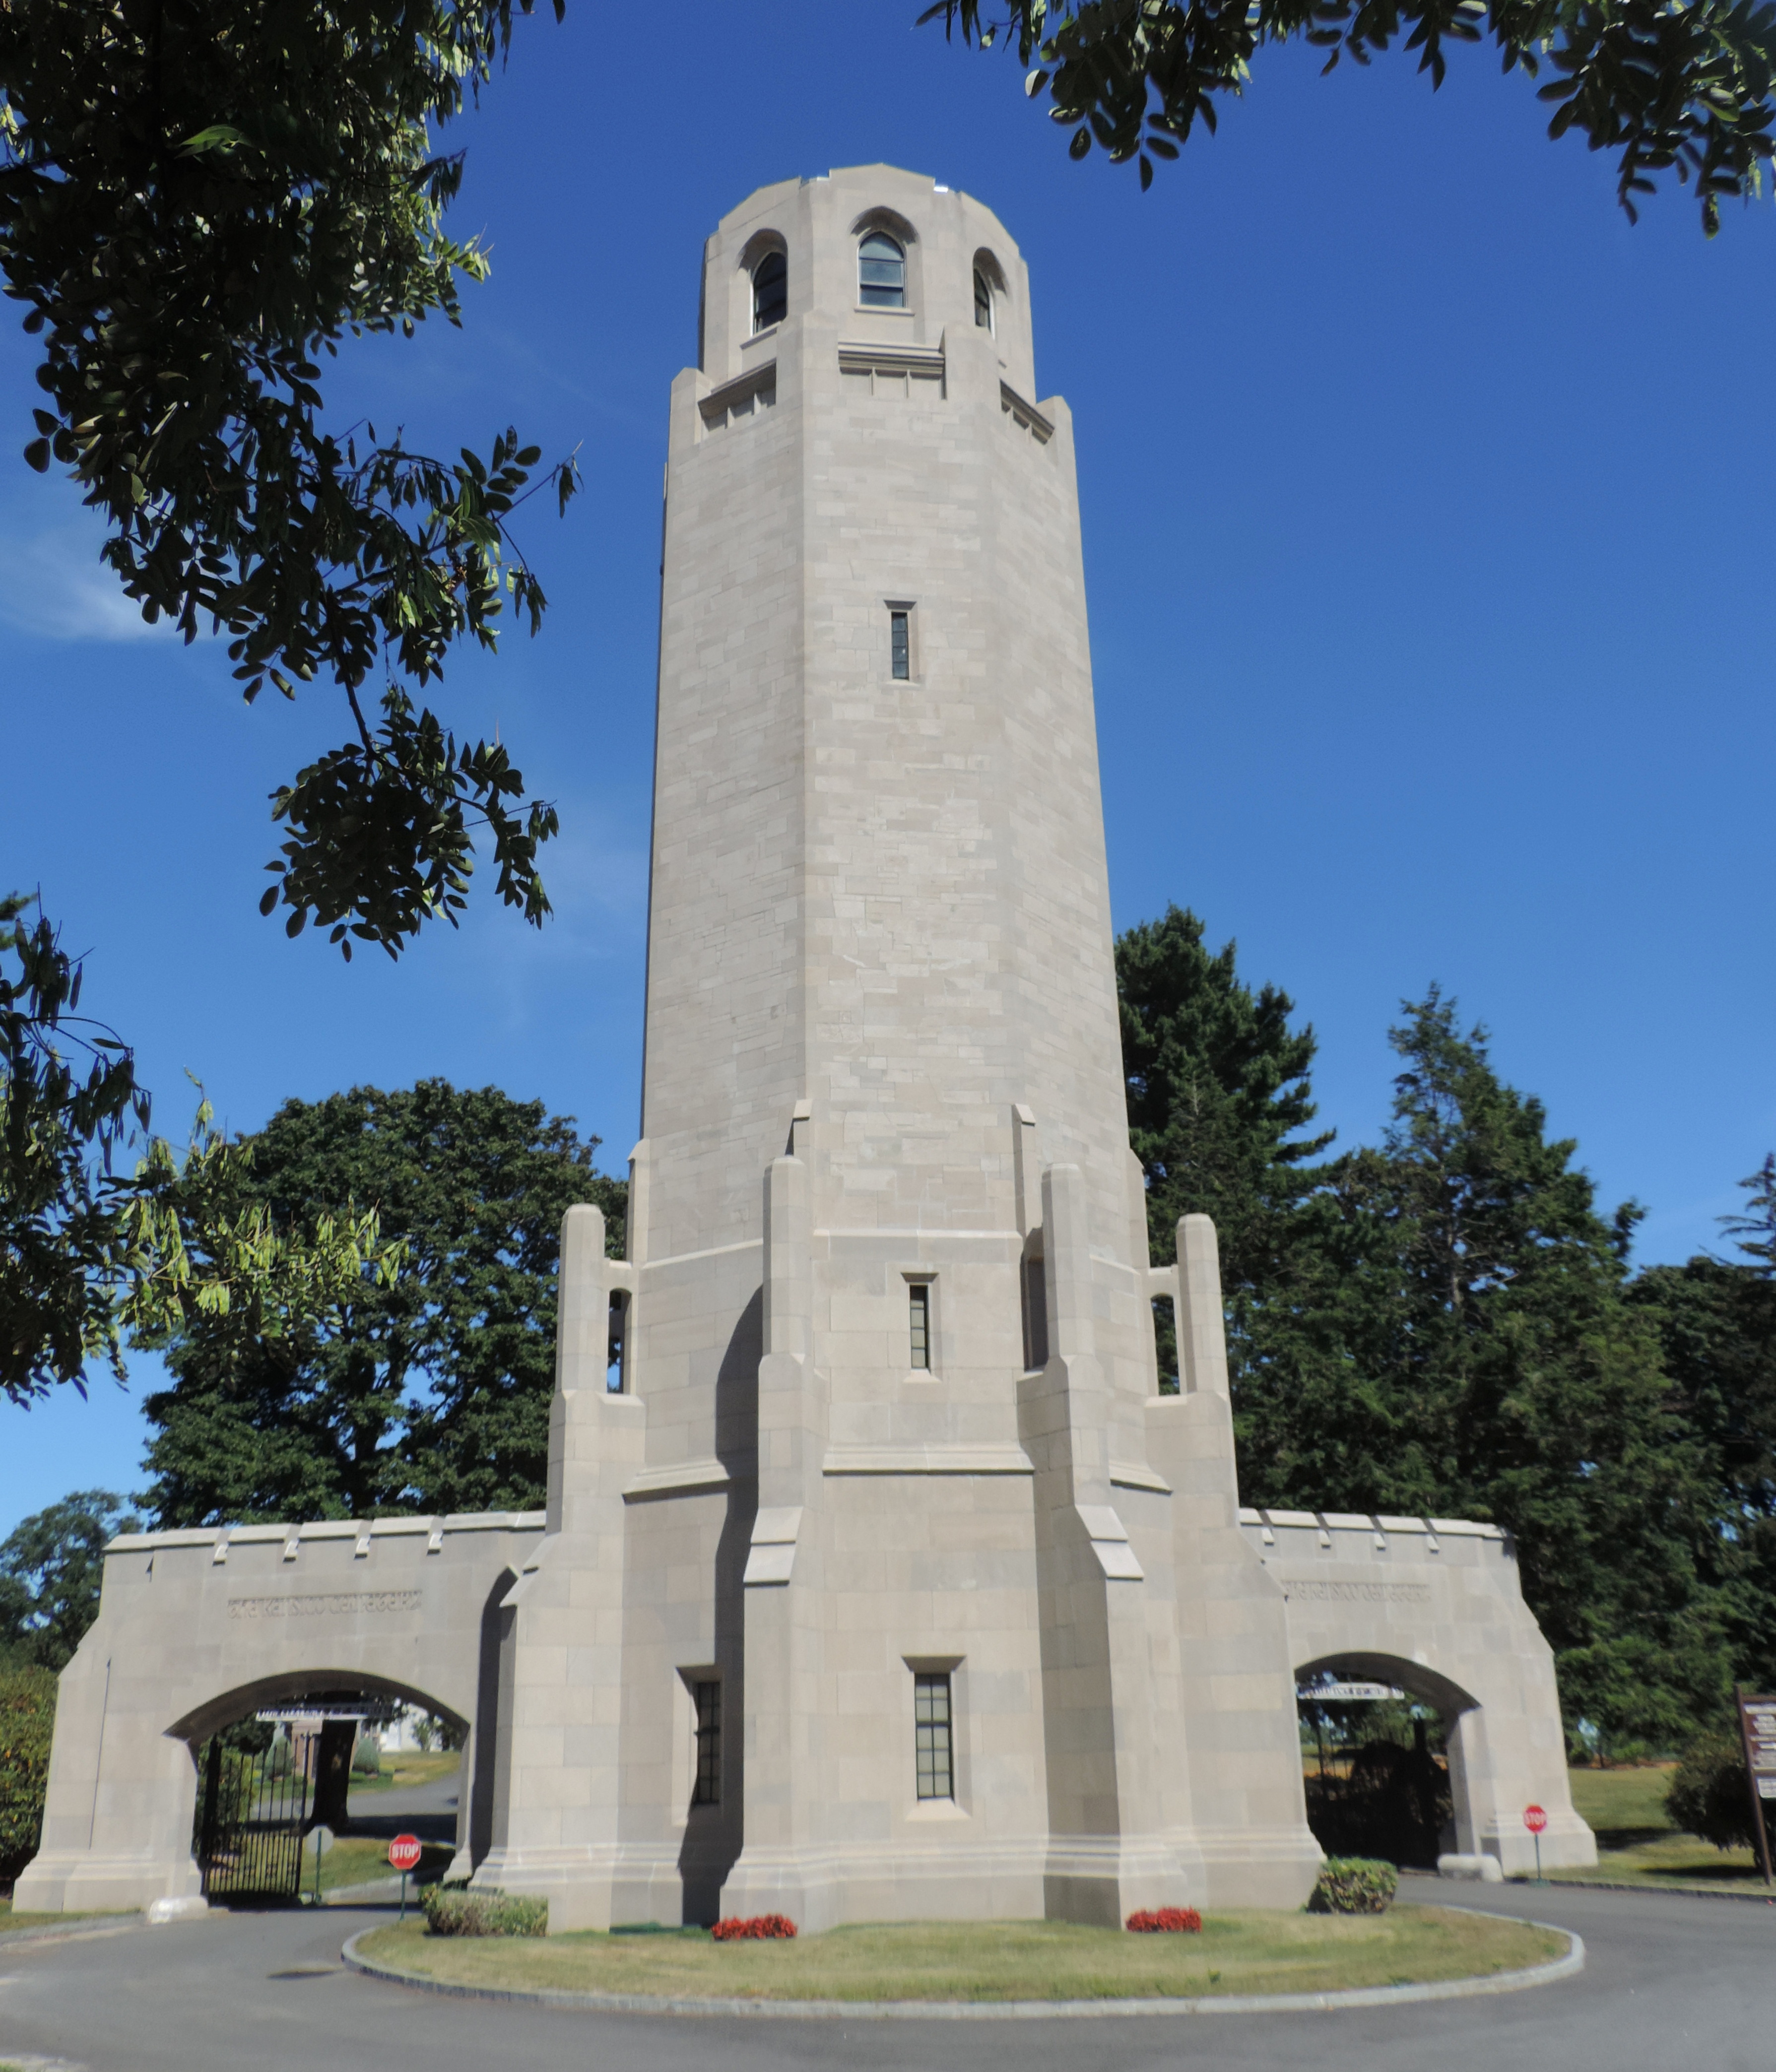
top-left (170, 1670), bottom-right (468, 1904)
top-left (751, 247), bottom-right (787, 332)
top-left (972, 249), bottom-right (1007, 335)
top-left (858, 229), bottom-right (906, 309)
top-left (1295, 1653), bottom-right (1478, 1869)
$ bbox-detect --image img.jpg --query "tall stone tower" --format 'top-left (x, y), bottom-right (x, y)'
top-left (477, 164), bottom-right (1322, 1931)
top-left (10, 164), bottom-right (1594, 1929)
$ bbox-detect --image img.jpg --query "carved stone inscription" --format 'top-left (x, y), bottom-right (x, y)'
top-left (227, 1591), bottom-right (423, 1620)
top-left (1279, 1577), bottom-right (1433, 1606)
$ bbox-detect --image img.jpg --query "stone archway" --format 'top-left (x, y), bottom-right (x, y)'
top-left (14, 1510), bottom-right (543, 1915)
top-left (1294, 1651), bottom-right (1479, 1866)
top-left (1243, 1508), bottom-right (1597, 1875)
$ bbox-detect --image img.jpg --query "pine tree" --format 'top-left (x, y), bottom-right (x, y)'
top-left (1116, 906), bottom-right (1332, 1382)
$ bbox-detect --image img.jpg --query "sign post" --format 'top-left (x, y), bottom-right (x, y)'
top-left (389, 1832), bottom-right (422, 1922)
top-left (1523, 1803), bottom-right (1548, 1884)
top-left (1734, 1689), bottom-right (1776, 1888)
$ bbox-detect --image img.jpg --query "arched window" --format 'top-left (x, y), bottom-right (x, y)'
top-left (752, 248), bottom-right (787, 332)
top-left (858, 231), bottom-right (906, 309)
top-left (973, 265), bottom-right (994, 333)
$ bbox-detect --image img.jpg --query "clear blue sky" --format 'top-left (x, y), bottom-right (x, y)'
top-left (3, 4), bottom-right (1772, 1535)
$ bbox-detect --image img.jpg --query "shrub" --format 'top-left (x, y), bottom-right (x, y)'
top-left (1307, 1857), bottom-right (1398, 1914)
top-left (350, 1736), bottom-right (381, 1777)
top-left (0, 1665), bottom-right (56, 1882)
top-left (1667, 1723), bottom-right (1757, 1851)
top-left (421, 1886), bottom-right (548, 1937)
top-left (710, 1913), bottom-right (797, 1941)
top-left (1126, 1906), bottom-right (1202, 1933)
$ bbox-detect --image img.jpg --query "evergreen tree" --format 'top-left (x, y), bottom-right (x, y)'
top-left (1116, 906), bottom-right (1331, 1380)
top-left (1630, 1155), bottom-right (1776, 1695)
top-left (141, 1080), bottom-right (625, 1524)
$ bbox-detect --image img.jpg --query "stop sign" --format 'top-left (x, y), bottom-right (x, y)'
top-left (388, 1833), bottom-right (423, 1872)
top-left (1523, 1804), bottom-right (1549, 1834)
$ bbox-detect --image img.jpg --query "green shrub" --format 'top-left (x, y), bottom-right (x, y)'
top-left (350, 1736), bottom-right (381, 1777)
top-left (422, 1886), bottom-right (548, 1937)
top-left (1667, 1722), bottom-right (1757, 1851)
top-left (0, 1665), bottom-right (57, 1880)
top-left (1307, 1857), bottom-right (1398, 1914)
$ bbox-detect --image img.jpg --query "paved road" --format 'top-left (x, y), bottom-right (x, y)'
top-left (344, 1763), bottom-right (462, 1845)
top-left (0, 1877), bottom-right (1769, 2072)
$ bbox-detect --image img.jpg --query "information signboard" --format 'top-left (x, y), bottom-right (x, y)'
top-left (1737, 1691), bottom-right (1776, 1886)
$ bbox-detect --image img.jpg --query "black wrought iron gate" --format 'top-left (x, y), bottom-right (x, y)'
top-left (195, 1736), bottom-right (317, 1898)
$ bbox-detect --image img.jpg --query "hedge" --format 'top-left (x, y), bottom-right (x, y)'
top-left (421, 1886), bottom-right (548, 1937)
top-left (0, 1665), bottom-right (57, 1882)
top-left (1306, 1857), bottom-right (1398, 1913)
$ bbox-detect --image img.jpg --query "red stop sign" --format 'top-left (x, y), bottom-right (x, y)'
top-left (1523, 1804), bottom-right (1549, 1834)
top-left (388, 1833), bottom-right (423, 1872)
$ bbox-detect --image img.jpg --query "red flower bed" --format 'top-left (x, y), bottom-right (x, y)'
top-left (1125, 1906), bottom-right (1203, 1934)
top-left (711, 1913), bottom-right (798, 1941)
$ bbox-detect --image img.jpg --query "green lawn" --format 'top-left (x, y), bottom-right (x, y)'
top-left (356, 1907), bottom-right (1566, 2003)
top-left (1558, 1764), bottom-right (1771, 1892)
top-left (302, 1833), bottom-right (455, 1894)
top-left (345, 1751), bottom-right (463, 1797)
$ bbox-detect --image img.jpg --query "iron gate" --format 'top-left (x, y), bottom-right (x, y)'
top-left (195, 1735), bottom-right (317, 1898)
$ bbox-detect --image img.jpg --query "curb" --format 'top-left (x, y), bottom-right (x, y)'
top-left (0, 1915), bottom-right (144, 1951)
top-left (1528, 1877), bottom-right (1776, 1905)
top-left (339, 1915), bottom-right (1583, 2021)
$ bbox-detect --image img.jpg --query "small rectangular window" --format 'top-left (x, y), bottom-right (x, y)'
top-left (692, 1680), bottom-right (721, 1806)
top-left (1021, 1256), bottom-right (1048, 1372)
top-left (914, 1672), bottom-right (953, 1801)
top-left (890, 608), bottom-right (910, 681)
top-left (909, 1281), bottom-right (930, 1370)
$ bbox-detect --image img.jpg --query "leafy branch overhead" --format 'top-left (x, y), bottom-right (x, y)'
top-left (0, 0), bottom-right (578, 958)
top-left (924, 0), bottom-right (1776, 230)
top-left (0, 894), bottom-right (402, 1402)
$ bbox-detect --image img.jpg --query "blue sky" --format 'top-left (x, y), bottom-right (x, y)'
top-left (3, 3), bottom-right (1773, 1534)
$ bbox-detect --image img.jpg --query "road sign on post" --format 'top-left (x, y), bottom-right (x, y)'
top-left (1523, 1803), bottom-right (1548, 1884)
top-left (1735, 1690), bottom-right (1776, 1888)
top-left (389, 1832), bottom-right (422, 1921)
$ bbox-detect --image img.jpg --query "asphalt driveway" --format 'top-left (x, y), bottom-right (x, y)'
top-left (0, 1876), bottom-right (1769, 2072)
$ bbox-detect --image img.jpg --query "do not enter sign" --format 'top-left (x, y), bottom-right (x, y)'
top-left (388, 1833), bottom-right (423, 1873)
top-left (1523, 1805), bottom-right (1549, 1835)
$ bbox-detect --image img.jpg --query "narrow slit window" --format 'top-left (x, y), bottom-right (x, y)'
top-left (692, 1680), bottom-right (721, 1806)
top-left (915, 1672), bottom-right (953, 1800)
top-left (606, 1290), bottom-right (628, 1393)
top-left (890, 609), bottom-right (910, 681)
top-left (858, 231), bottom-right (906, 308)
top-left (973, 266), bottom-right (993, 332)
top-left (909, 1281), bottom-right (930, 1369)
top-left (1022, 1256), bottom-right (1048, 1371)
top-left (752, 249), bottom-right (787, 332)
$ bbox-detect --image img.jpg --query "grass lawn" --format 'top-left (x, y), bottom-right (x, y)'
top-left (1557, 1765), bottom-right (1771, 1893)
top-left (355, 1907), bottom-right (1566, 2003)
top-left (346, 1752), bottom-right (462, 1797)
top-left (302, 1833), bottom-right (455, 1894)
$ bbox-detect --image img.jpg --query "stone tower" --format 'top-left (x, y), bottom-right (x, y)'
top-left (11, 165), bottom-right (1595, 1929)
top-left (474, 164), bottom-right (1324, 1931)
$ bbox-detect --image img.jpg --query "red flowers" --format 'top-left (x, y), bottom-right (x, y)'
top-left (1126, 1906), bottom-right (1203, 1934)
top-left (711, 1913), bottom-right (798, 1941)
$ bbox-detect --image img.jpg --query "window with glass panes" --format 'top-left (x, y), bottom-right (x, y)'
top-left (908, 1281), bottom-right (930, 1368)
top-left (914, 1672), bottom-right (953, 1799)
top-left (890, 609), bottom-right (910, 681)
top-left (858, 231), bottom-right (906, 308)
top-left (693, 1680), bottom-right (721, 1806)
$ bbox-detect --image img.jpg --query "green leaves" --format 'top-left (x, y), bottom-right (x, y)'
top-left (141, 1080), bottom-right (628, 1525)
top-left (1, 0), bottom-right (577, 957)
top-left (923, 0), bottom-right (1776, 230)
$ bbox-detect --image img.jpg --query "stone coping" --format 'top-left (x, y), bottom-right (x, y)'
top-left (340, 1913), bottom-right (1582, 2021)
top-left (1239, 1508), bottom-right (1505, 1540)
top-left (108, 1511), bottom-right (547, 1554)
